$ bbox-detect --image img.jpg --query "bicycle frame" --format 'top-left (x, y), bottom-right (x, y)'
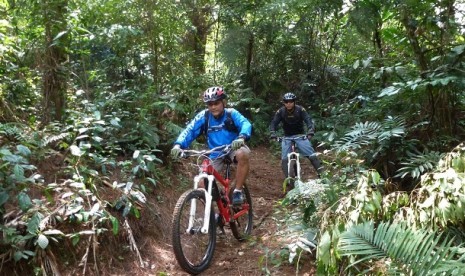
top-left (186, 152), bottom-right (249, 235)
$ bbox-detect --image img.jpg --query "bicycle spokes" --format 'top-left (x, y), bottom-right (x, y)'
top-left (172, 190), bottom-right (216, 274)
top-left (229, 185), bottom-right (253, 241)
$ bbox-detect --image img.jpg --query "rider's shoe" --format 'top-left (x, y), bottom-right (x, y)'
top-left (232, 191), bottom-right (244, 206)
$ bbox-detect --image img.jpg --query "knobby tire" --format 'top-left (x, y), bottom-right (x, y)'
top-left (172, 189), bottom-right (216, 275)
top-left (288, 159), bottom-right (297, 190)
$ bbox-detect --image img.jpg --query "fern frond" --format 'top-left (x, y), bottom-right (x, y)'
top-left (338, 221), bottom-right (465, 275)
top-left (333, 116), bottom-right (406, 154)
top-left (395, 150), bottom-right (442, 179)
top-left (41, 132), bottom-right (70, 147)
top-left (0, 123), bottom-right (27, 142)
top-left (334, 121), bottom-right (382, 152)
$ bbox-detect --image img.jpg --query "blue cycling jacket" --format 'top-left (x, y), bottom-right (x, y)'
top-left (174, 108), bottom-right (252, 150)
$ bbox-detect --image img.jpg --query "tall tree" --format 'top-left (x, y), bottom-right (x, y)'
top-left (41, 0), bottom-right (69, 123)
top-left (182, 0), bottom-right (217, 75)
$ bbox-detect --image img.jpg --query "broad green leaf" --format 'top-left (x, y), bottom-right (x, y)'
top-left (27, 212), bottom-right (43, 234)
top-left (379, 86), bottom-right (401, 97)
top-left (52, 31), bottom-right (67, 41)
top-left (318, 231), bottom-right (332, 266)
top-left (452, 44), bottom-right (465, 55)
top-left (93, 110), bottom-right (101, 120)
top-left (362, 57), bottom-right (372, 68)
top-left (2, 153), bottom-right (20, 163)
top-left (132, 165), bottom-right (140, 175)
top-left (70, 145), bottom-right (82, 156)
top-left (92, 136), bottom-right (103, 142)
top-left (13, 164), bottom-right (25, 181)
top-left (37, 234), bottom-right (49, 249)
top-left (43, 229), bottom-right (64, 235)
top-left (18, 192), bottom-right (32, 211)
top-left (0, 148), bottom-right (12, 156)
top-left (132, 206), bottom-right (140, 218)
top-left (110, 118), bottom-right (121, 127)
top-left (109, 215), bottom-right (119, 235)
top-left (74, 214), bottom-right (83, 222)
top-left (146, 177), bottom-right (157, 187)
top-left (23, 250), bottom-right (35, 257)
top-left (90, 203), bottom-right (100, 215)
top-left (123, 202), bottom-right (132, 217)
top-left (14, 251), bottom-right (26, 261)
top-left (16, 145), bottom-right (31, 156)
top-left (130, 191), bottom-right (146, 203)
top-left (76, 134), bottom-right (89, 140)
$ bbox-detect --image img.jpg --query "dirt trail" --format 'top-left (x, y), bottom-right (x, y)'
top-left (113, 145), bottom-right (316, 275)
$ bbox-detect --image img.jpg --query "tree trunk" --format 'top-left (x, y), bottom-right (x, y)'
top-left (41, 0), bottom-right (68, 124)
top-left (246, 33), bottom-right (254, 77)
top-left (184, 2), bottom-right (216, 75)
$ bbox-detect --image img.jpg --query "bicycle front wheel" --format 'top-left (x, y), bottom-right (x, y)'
top-left (228, 183), bottom-right (253, 241)
top-left (287, 159), bottom-right (297, 190)
top-left (288, 158), bottom-right (297, 178)
top-left (172, 189), bottom-right (216, 275)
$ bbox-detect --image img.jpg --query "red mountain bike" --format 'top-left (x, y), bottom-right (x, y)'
top-left (171, 145), bottom-right (253, 275)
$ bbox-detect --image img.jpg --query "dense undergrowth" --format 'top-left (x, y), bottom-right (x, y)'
top-left (2, 0), bottom-right (465, 274)
top-left (272, 143), bottom-right (465, 275)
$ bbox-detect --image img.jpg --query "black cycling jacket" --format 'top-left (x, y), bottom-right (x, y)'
top-left (269, 105), bottom-right (315, 136)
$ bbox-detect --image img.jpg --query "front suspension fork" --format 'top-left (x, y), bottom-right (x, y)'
top-left (186, 173), bottom-right (214, 234)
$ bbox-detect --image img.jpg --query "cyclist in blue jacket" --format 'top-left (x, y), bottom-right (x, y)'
top-left (170, 86), bottom-right (252, 206)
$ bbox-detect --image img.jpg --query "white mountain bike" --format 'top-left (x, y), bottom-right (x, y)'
top-left (277, 135), bottom-right (307, 194)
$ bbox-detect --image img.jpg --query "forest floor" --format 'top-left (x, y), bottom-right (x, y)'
top-left (115, 145), bottom-right (317, 276)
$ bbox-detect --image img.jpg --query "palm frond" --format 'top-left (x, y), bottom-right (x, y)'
top-left (334, 121), bottom-right (382, 152)
top-left (395, 150), bottom-right (442, 179)
top-left (338, 221), bottom-right (465, 275)
top-left (333, 117), bottom-right (405, 153)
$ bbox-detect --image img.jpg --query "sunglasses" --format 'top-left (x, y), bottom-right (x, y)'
top-left (283, 100), bottom-right (295, 104)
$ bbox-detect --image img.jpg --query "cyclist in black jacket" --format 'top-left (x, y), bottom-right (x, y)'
top-left (269, 92), bottom-right (323, 178)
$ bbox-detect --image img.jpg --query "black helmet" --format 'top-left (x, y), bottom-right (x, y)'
top-left (283, 92), bottom-right (296, 101)
top-left (203, 86), bottom-right (227, 103)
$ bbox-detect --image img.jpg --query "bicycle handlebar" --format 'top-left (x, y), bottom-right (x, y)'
top-left (275, 135), bottom-right (307, 142)
top-left (179, 144), bottom-right (232, 159)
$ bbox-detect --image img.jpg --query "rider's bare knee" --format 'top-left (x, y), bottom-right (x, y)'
top-left (234, 149), bottom-right (250, 163)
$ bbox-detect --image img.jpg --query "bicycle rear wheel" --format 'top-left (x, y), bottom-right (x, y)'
top-left (172, 189), bottom-right (216, 275)
top-left (228, 183), bottom-right (253, 241)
